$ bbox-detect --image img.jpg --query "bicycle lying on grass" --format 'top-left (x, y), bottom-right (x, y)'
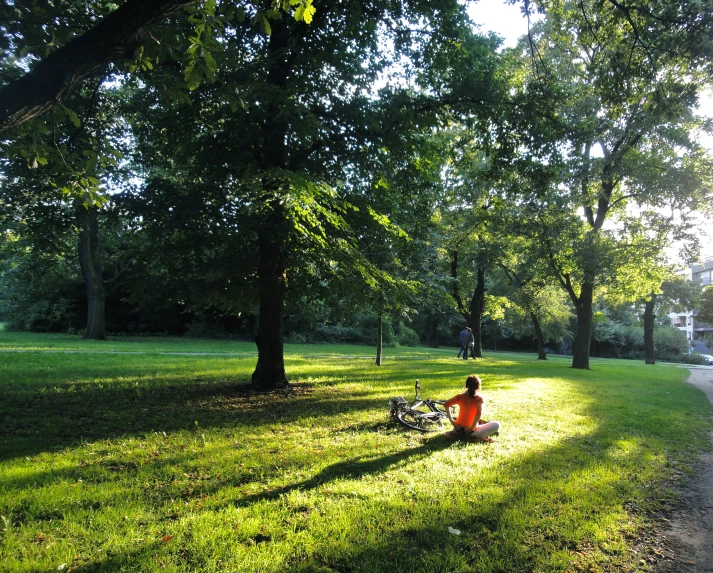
top-left (388, 380), bottom-right (453, 432)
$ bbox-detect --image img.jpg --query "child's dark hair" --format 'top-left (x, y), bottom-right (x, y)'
top-left (465, 374), bottom-right (481, 397)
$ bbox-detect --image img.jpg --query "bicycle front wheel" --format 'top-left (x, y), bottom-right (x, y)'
top-left (396, 410), bottom-right (444, 432)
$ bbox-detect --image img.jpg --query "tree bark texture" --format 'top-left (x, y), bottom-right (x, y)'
top-left (571, 282), bottom-right (594, 369)
top-left (643, 295), bottom-right (657, 365)
top-left (450, 249), bottom-right (467, 314)
top-left (376, 312), bottom-right (383, 366)
top-left (469, 268), bottom-right (485, 358)
top-left (0, 0), bottom-right (196, 132)
top-left (530, 312), bottom-right (547, 360)
top-left (251, 219), bottom-right (288, 389)
top-left (77, 207), bottom-right (106, 340)
top-left (251, 19), bottom-right (292, 389)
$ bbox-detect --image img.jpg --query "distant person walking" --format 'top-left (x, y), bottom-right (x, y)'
top-left (463, 327), bottom-right (474, 360)
top-left (457, 327), bottom-right (468, 358)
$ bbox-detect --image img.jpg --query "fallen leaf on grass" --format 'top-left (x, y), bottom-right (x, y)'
top-left (161, 535), bottom-right (173, 543)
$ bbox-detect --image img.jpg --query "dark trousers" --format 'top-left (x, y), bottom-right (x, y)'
top-left (457, 345), bottom-right (466, 358)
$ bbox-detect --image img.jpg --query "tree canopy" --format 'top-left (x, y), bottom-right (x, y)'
top-left (2, 0), bottom-right (713, 379)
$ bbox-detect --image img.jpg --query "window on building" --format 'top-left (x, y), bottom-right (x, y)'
top-left (694, 270), bottom-right (712, 285)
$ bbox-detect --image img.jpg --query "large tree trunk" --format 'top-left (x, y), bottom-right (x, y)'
top-left (0, 0), bottom-right (197, 133)
top-left (469, 268), bottom-right (485, 358)
top-left (643, 295), bottom-right (657, 365)
top-left (571, 282), bottom-right (594, 369)
top-left (376, 312), bottom-right (383, 366)
top-left (425, 317), bottom-right (438, 348)
top-left (530, 312), bottom-right (547, 360)
top-left (450, 249), bottom-right (467, 315)
top-left (251, 210), bottom-right (288, 389)
top-left (78, 207), bottom-right (106, 340)
top-left (251, 20), bottom-right (293, 390)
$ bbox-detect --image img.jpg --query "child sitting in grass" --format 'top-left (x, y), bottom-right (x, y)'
top-left (444, 374), bottom-right (500, 442)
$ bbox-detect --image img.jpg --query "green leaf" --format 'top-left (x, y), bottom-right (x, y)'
top-left (303, 3), bottom-right (316, 24)
top-left (63, 106), bottom-right (81, 127)
top-left (293, 0), bottom-right (316, 23)
top-left (186, 68), bottom-right (201, 91)
top-left (204, 51), bottom-right (217, 73)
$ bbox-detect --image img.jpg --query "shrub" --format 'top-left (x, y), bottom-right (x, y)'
top-left (652, 327), bottom-right (690, 361)
top-left (1, 257), bottom-right (84, 333)
top-left (590, 320), bottom-right (689, 362)
top-left (671, 353), bottom-right (708, 365)
top-left (185, 321), bottom-right (230, 339)
top-left (356, 314), bottom-right (398, 347)
top-left (285, 332), bottom-right (309, 344)
top-left (313, 324), bottom-right (366, 344)
top-left (398, 325), bottom-right (421, 347)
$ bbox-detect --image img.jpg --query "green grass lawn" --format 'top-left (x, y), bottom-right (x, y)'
top-left (0, 326), bottom-right (454, 359)
top-left (0, 331), bottom-right (711, 573)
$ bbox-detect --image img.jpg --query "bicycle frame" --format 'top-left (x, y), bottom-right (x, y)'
top-left (389, 380), bottom-right (452, 422)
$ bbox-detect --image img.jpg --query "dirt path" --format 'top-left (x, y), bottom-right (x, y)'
top-left (655, 367), bottom-right (713, 573)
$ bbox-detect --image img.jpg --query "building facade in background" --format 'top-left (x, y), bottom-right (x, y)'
top-left (669, 260), bottom-right (713, 353)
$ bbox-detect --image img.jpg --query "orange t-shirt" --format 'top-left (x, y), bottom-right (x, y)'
top-left (444, 392), bottom-right (483, 428)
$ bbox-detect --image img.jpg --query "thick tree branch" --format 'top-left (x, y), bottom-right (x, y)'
top-left (593, 178), bottom-right (612, 230)
top-left (581, 142), bottom-right (595, 226)
top-left (0, 0), bottom-right (197, 133)
top-left (450, 249), bottom-right (469, 320)
top-left (542, 226), bottom-right (578, 303)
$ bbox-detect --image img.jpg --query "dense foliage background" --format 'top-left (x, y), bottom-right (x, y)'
top-left (2, 0), bottom-right (713, 374)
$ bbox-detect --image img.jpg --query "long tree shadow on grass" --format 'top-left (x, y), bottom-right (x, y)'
top-left (0, 378), bottom-right (394, 461)
top-left (0, 348), bottom-right (547, 462)
top-left (231, 434), bottom-right (455, 508)
top-left (3, 356), bottom-right (700, 499)
top-left (0, 350), bottom-right (694, 465)
top-left (27, 421), bottom-right (685, 573)
top-left (2, 356), bottom-right (708, 572)
top-left (2, 349), bottom-right (707, 572)
top-left (249, 426), bottom-right (686, 573)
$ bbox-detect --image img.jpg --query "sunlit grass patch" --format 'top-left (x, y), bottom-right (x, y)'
top-left (0, 334), bottom-right (711, 572)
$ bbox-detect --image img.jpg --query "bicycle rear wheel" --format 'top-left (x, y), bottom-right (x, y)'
top-left (396, 410), bottom-right (444, 432)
